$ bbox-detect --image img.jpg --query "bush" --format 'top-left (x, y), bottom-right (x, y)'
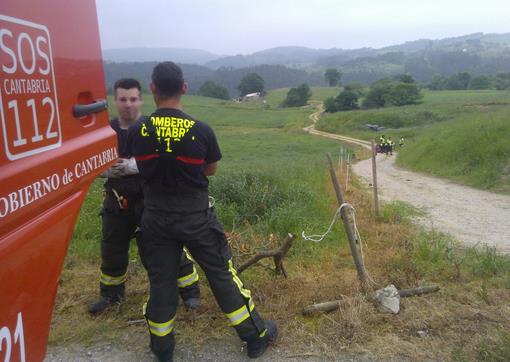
top-left (362, 78), bottom-right (422, 108)
top-left (281, 83), bottom-right (312, 107)
top-left (198, 80), bottom-right (230, 100)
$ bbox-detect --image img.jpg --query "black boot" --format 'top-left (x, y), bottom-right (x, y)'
top-left (246, 320), bottom-right (278, 358)
top-left (87, 296), bottom-right (121, 315)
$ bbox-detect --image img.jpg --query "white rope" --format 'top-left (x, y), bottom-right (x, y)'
top-left (208, 196), bottom-right (215, 208)
top-left (301, 203), bottom-right (352, 242)
top-left (302, 203), bottom-right (378, 286)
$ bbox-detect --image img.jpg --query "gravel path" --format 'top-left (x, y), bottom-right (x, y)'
top-left (305, 106), bottom-right (510, 252)
top-left (45, 339), bottom-right (371, 362)
top-left (353, 153), bottom-right (510, 252)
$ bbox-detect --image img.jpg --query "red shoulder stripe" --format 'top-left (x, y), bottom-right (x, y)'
top-left (176, 156), bottom-right (205, 165)
top-left (135, 154), bottom-right (160, 161)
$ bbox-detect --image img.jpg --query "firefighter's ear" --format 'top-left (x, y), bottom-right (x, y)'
top-left (181, 82), bottom-right (188, 95)
top-left (150, 82), bottom-right (157, 94)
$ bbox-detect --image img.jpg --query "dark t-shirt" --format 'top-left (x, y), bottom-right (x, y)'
top-left (103, 117), bottom-right (145, 214)
top-left (128, 108), bottom-right (221, 213)
top-left (111, 117), bottom-right (146, 157)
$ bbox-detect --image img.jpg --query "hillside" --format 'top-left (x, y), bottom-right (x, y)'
top-left (103, 32), bottom-right (510, 91)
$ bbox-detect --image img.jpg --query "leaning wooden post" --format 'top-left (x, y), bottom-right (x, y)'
top-left (371, 141), bottom-right (380, 217)
top-left (345, 152), bottom-right (351, 192)
top-left (326, 153), bottom-right (368, 289)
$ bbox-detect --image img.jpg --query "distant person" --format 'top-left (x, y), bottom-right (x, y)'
top-left (88, 78), bottom-right (200, 315)
top-left (129, 62), bottom-right (277, 362)
top-left (379, 135), bottom-right (386, 154)
top-left (387, 137), bottom-right (394, 155)
top-left (399, 137), bottom-right (405, 147)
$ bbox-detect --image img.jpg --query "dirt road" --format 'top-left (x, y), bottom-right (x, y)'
top-left (353, 154), bottom-right (510, 252)
top-left (305, 107), bottom-right (510, 252)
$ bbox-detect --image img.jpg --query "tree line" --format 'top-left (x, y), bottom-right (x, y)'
top-left (324, 75), bottom-right (423, 113)
top-left (103, 62), bottom-right (325, 96)
top-left (427, 72), bottom-right (510, 90)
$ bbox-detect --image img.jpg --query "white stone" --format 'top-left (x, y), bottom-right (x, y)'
top-left (374, 284), bottom-right (400, 314)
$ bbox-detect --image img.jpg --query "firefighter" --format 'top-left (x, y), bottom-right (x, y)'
top-left (379, 134), bottom-right (386, 153)
top-left (129, 62), bottom-right (277, 362)
top-left (88, 78), bottom-right (200, 315)
top-left (387, 137), bottom-right (395, 155)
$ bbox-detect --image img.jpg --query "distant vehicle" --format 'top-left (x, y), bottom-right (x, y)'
top-left (0, 1), bottom-right (116, 361)
top-left (365, 124), bottom-right (386, 132)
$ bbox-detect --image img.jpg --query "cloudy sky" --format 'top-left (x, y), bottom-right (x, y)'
top-left (96, 0), bottom-right (509, 55)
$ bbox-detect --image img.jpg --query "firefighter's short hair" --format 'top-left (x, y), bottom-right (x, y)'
top-left (151, 61), bottom-right (184, 99)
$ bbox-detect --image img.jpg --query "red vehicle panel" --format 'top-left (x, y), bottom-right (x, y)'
top-left (0, 1), bottom-right (116, 361)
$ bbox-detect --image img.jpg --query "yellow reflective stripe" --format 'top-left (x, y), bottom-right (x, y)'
top-left (249, 298), bottom-right (255, 312)
top-left (259, 329), bottom-right (267, 337)
top-left (226, 305), bottom-right (251, 326)
top-left (183, 247), bottom-right (195, 262)
top-left (177, 266), bottom-right (199, 288)
top-left (228, 260), bottom-right (252, 299)
top-left (100, 272), bottom-right (127, 286)
top-left (147, 316), bottom-right (175, 337)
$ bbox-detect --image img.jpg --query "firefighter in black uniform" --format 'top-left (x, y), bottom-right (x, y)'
top-left (88, 78), bottom-right (200, 315)
top-left (129, 63), bottom-right (277, 362)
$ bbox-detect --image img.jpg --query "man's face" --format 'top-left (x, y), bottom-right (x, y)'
top-left (115, 87), bottom-right (142, 123)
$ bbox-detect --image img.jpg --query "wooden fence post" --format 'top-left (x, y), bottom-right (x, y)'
top-left (326, 153), bottom-right (368, 289)
top-left (371, 141), bottom-right (380, 217)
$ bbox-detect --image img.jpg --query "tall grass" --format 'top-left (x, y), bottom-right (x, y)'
top-left (397, 110), bottom-right (510, 192)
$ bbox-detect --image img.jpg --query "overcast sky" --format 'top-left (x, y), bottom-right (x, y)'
top-left (96, 0), bottom-right (510, 55)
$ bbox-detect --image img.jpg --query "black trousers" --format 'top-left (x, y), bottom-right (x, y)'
top-left (99, 201), bottom-right (199, 301)
top-left (139, 207), bottom-right (266, 357)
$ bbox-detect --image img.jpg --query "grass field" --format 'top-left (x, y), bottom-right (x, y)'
top-left (51, 90), bottom-right (510, 361)
top-left (316, 89), bottom-right (510, 193)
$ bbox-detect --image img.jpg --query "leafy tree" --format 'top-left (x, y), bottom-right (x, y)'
top-left (362, 79), bottom-right (392, 109)
top-left (324, 89), bottom-right (360, 112)
top-left (362, 78), bottom-right (422, 109)
top-left (324, 97), bottom-right (338, 112)
top-left (387, 82), bottom-right (423, 106)
top-left (336, 90), bottom-right (360, 110)
top-left (446, 72), bottom-right (471, 90)
top-left (324, 68), bottom-right (342, 87)
top-left (469, 75), bottom-right (491, 90)
top-left (198, 80), bottom-right (230, 99)
top-left (395, 74), bottom-right (415, 83)
top-left (494, 73), bottom-right (510, 90)
top-left (428, 75), bottom-right (448, 90)
top-left (282, 84), bottom-right (312, 107)
top-left (237, 73), bottom-right (265, 96)
top-left (343, 83), bottom-right (365, 96)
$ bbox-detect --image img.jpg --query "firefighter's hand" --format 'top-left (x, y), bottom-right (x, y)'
top-left (122, 157), bottom-right (139, 175)
top-left (106, 162), bottom-right (125, 178)
top-left (115, 158), bottom-right (139, 175)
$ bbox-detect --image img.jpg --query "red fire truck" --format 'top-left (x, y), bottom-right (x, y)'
top-left (0, 1), bottom-right (116, 360)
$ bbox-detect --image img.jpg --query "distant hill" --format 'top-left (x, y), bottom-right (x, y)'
top-left (204, 32), bottom-right (510, 70)
top-left (103, 32), bottom-right (510, 90)
top-left (102, 47), bottom-right (221, 65)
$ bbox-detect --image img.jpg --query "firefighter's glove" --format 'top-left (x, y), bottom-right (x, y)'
top-left (117, 157), bottom-right (139, 175)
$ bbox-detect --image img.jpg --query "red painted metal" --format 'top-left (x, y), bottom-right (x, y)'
top-left (0, 1), bottom-right (116, 361)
